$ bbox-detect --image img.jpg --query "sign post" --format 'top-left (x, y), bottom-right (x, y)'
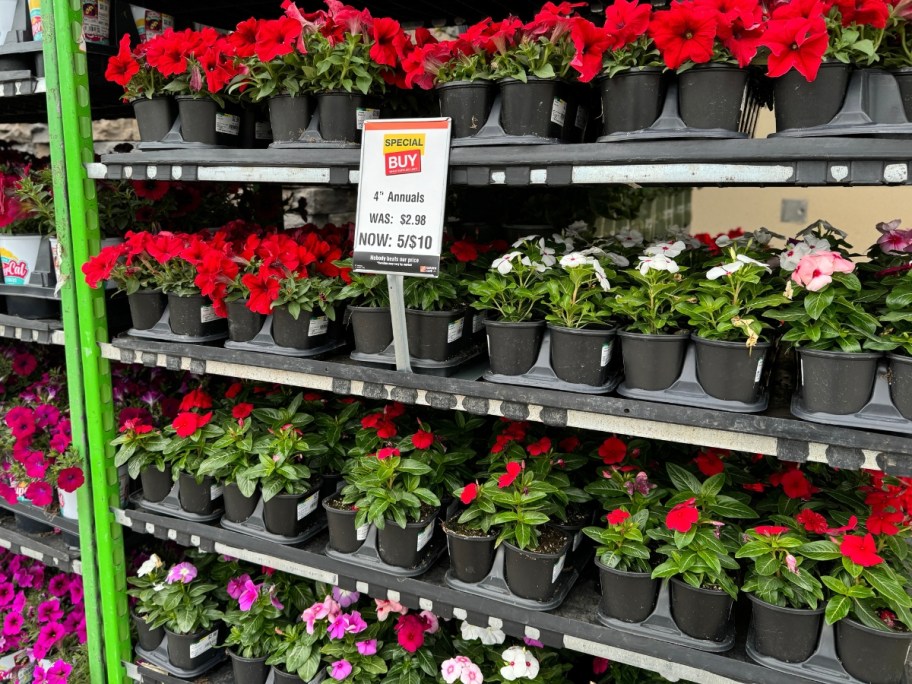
top-left (352, 118), bottom-right (451, 372)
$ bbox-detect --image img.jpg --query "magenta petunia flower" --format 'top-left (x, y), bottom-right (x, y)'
top-left (3, 612), bottom-right (23, 636)
top-left (38, 599), bottom-right (64, 624)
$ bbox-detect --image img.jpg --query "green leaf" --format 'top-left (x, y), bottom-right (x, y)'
top-left (667, 463), bottom-right (703, 494)
top-left (796, 541), bottom-right (842, 561)
top-left (825, 595), bottom-right (852, 625)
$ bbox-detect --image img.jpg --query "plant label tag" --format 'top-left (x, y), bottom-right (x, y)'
top-left (472, 313), bottom-right (485, 334)
top-left (356, 108), bottom-right (380, 130)
top-left (308, 316), bottom-right (329, 337)
top-left (297, 492), bottom-right (319, 520)
top-left (215, 113), bottom-right (240, 136)
top-left (800, 359), bottom-right (805, 385)
top-left (754, 358), bottom-right (764, 384)
top-left (447, 317), bottom-right (464, 343)
top-left (189, 631), bottom-right (218, 658)
top-left (416, 520), bottom-right (435, 552)
top-left (551, 554), bottom-right (566, 583)
top-left (209, 484), bottom-right (223, 500)
top-left (255, 121), bottom-right (273, 140)
top-left (572, 531), bottom-right (583, 552)
top-left (575, 106), bottom-right (588, 131)
top-left (200, 305), bottom-right (219, 324)
top-left (356, 524), bottom-right (370, 541)
top-left (550, 98), bottom-right (567, 126)
top-left (600, 342), bottom-right (612, 367)
top-left (352, 118), bottom-right (451, 278)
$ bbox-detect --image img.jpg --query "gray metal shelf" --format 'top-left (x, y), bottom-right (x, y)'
top-left (0, 513), bottom-right (82, 574)
top-left (0, 314), bottom-right (64, 345)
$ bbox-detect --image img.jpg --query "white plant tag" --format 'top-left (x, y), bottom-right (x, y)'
top-left (447, 318), bottom-right (464, 343)
top-left (356, 108), bottom-right (380, 130)
top-left (551, 553), bottom-right (566, 583)
top-left (215, 113), bottom-right (240, 136)
top-left (297, 492), bottom-right (319, 520)
top-left (472, 314), bottom-right (485, 334)
top-left (572, 531), bottom-right (583, 552)
top-left (754, 358), bottom-right (764, 384)
top-left (209, 484), bottom-right (223, 500)
top-left (189, 631), bottom-right (218, 658)
top-left (356, 524), bottom-right (370, 541)
top-left (550, 98), bottom-right (567, 126)
top-left (416, 520), bottom-right (435, 552)
top-left (308, 316), bottom-right (329, 337)
top-left (600, 342), bottom-right (612, 367)
top-left (200, 305), bottom-right (219, 323)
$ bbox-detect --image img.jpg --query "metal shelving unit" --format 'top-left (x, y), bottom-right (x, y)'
top-left (0, 506), bottom-right (82, 575)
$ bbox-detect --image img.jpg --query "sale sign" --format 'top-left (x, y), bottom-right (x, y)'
top-left (384, 133), bottom-right (425, 176)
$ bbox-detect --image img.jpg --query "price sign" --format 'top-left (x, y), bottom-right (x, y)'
top-left (352, 118), bottom-right (451, 278)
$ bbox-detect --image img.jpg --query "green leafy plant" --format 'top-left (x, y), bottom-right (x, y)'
top-left (542, 253), bottom-right (615, 329)
top-left (403, 269), bottom-right (463, 311)
top-left (488, 460), bottom-right (562, 550)
top-left (127, 554), bottom-right (168, 625)
top-left (222, 579), bottom-right (283, 659)
top-left (147, 562), bottom-right (223, 635)
top-left (612, 256), bottom-right (689, 334)
top-left (466, 237), bottom-right (554, 321)
top-left (737, 525), bottom-right (826, 610)
top-left (310, 32), bottom-right (388, 94)
top-left (112, 423), bottom-right (171, 481)
top-left (266, 622), bottom-right (323, 680)
top-left (337, 259), bottom-right (390, 308)
top-left (275, 274), bottom-right (342, 321)
top-left (195, 414), bottom-right (257, 489)
top-left (584, 508), bottom-right (654, 573)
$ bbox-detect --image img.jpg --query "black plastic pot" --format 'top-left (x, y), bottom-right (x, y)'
top-left (503, 530), bottom-right (571, 601)
top-left (176, 96), bottom-right (219, 145)
top-left (747, 595), bottom-right (823, 663)
top-left (798, 348), bottom-right (881, 415)
top-left (132, 96), bottom-right (175, 142)
top-left (377, 510), bottom-right (439, 568)
top-left (223, 483), bottom-right (258, 523)
top-left (836, 618), bottom-right (912, 684)
top-left (405, 308), bottom-right (466, 362)
top-left (678, 65), bottom-right (748, 131)
top-left (317, 91), bottom-right (375, 143)
top-left (272, 306), bottom-right (334, 350)
top-left (597, 68), bottom-right (665, 135)
top-left (262, 480), bottom-right (322, 537)
top-left (323, 496), bottom-right (364, 554)
top-left (128, 290), bottom-right (166, 330)
top-left (693, 336), bottom-right (770, 403)
top-left (178, 473), bottom-right (220, 515)
top-left (888, 353), bottom-right (912, 419)
top-left (168, 294), bottom-right (214, 337)
top-left (320, 473), bottom-right (344, 501)
top-left (349, 306), bottom-right (393, 354)
top-left (268, 94), bottom-right (312, 143)
top-left (132, 611), bottom-right (164, 651)
top-left (893, 67), bottom-right (912, 121)
top-left (595, 557), bottom-right (659, 623)
top-left (485, 319), bottom-right (545, 375)
top-left (444, 521), bottom-right (496, 584)
top-left (229, 651), bottom-right (269, 684)
top-left (618, 330), bottom-right (689, 390)
top-left (437, 80), bottom-right (495, 138)
top-left (669, 578), bottom-right (733, 642)
top-left (548, 324), bottom-right (617, 386)
top-left (774, 63), bottom-right (850, 131)
top-left (271, 666), bottom-right (306, 684)
top-left (140, 465), bottom-right (172, 503)
top-left (14, 513), bottom-right (52, 535)
top-left (226, 299), bottom-right (264, 342)
top-left (498, 77), bottom-right (562, 138)
top-left (166, 628), bottom-right (220, 670)
top-left (5, 297), bottom-right (59, 319)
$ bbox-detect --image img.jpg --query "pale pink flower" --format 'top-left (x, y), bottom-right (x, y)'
top-left (785, 553), bottom-right (799, 575)
top-left (791, 251), bottom-right (855, 292)
top-left (375, 598), bottom-right (407, 621)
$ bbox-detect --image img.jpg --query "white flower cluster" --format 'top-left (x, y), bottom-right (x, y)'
top-left (558, 251), bottom-right (611, 292)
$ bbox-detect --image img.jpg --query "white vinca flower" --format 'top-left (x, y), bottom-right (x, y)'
top-left (500, 647), bottom-right (540, 681)
top-left (614, 228), bottom-right (644, 248)
top-left (605, 252), bottom-right (630, 268)
top-left (137, 554), bottom-right (163, 578)
top-left (706, 261), bottom-right (742, 280)
top-left (551, 233), bottom-right (575, 252)
top-left (778, 242), bottom-right (812, 272)
top-left (804, 235), bottom-right (832, 252)
top-left (511, 235), bottom-right (540, 247)
top-left (538, 239), bottom-right (557, 267)
top-left (752, 227), bottom-right (781, 245)
top-left (565, 220), bottom-right (588, 236)
top-left (460, 621), bottom-right (505, 645)
top-left (592, 261), bottom-right (611, 292)
top-left (637, 254), bottom-right (679, 275)
top-left (644, 240), bottom-right (686, 259)
top-left (736, 254), bottom-right (772, 272)
top-left (559, 252), bottom-right (589, 268)
top-left (715, 235), bottom-right (732, 248)
top-left (492, 252), bottom-right (522, 275)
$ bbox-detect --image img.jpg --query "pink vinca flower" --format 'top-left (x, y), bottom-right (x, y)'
top-left (238, 580), bottom-right (260, 611)
top-left (791, 251), bottom-right (855, 292)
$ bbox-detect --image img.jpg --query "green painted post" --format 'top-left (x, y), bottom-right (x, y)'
top-left (48, 0), bottom-right (131, 681)
top-left (39, 6), bottom-right (106, 684)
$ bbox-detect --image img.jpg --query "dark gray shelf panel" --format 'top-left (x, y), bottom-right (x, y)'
top-left (88, 138), bottom-right (912, 186)
top-left (0, 499), bottom-right (81, 536)
top-left (0, 314), bottom-right (64, 344)
top-left (113, 505), bottom-right (823, 684)
top-left (0, 513), bottom-right (82, 574)
top-left (100, 336), bottom-right (911, 473)
top-left (124, 661), bottom-right (233, 684)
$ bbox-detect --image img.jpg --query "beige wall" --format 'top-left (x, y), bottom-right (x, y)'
top-left (691, 108), bottom-right (912, 251)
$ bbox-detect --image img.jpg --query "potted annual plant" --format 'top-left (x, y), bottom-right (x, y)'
top-left (148, 561), bottom-right (224, 671)
top-left (542, 250), bottom-right (616, 386)
top-left (336, 258), bottom-right (392, 354)
top-left (448, 480), bottom-right (500, 583)
top-left (467, 238), bottom-right (552, 375)
top-left (127, 554), bottom-right (167, 651)
top-left (613, 241), bottom-right (691, 390)
top-left (112, 416), bottom-right (172, 503)
top-left (883, 3), bottom-right (912, 119)
top-left (223, 575), bottom-right (283, 684)
top-left (737, 524), bottom-right (828, 663)
top-left (195, 407), bottom-right (258, 522)
top-left (272, 273), bottom-right (343, 350)
top-left (104, 33), bottom-right (175, 141)
top-left (676, 243), bottom-right (788, 403)
top-left (266, 622), bottom-right (323, 683)
top-left (403, 264), bottom-right (467, 362)
top-left (648, 463), bottom-right (757, 642)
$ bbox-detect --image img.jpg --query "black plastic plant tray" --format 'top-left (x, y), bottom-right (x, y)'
top-left (220, 494), bottom-right (327, 545)
top-left (0, 499), bottom-right (79, 536)
top-left (137, 114), bottom-right (229, 151)
top-left (127, 306), bottom-right (227, 344)
top-left (135, 633), bottom-right (225, 680)
top-left (773, 70), bottom-right (912, 139)
top-left (324, 524), bottom-right (445, 578)
top-left (444, 545), bottom-right (579, 612)
top-left (268, 109), bottom-right (361, 149)
top-left (616, 344), bottom-right (768, 413)
top-left (130, 485), bottom-right (223, 524)
top-left (350, 343), bottom-right (486, 378)
top-left (791, 361), bottom-right (912, 435)
top-left (484, 332), bottom-right (621, 396)
top-left (450, 96), bottom-right (561, 147)
top-left (597, 581), bottom-right (735, 653)
top-left (745, 624), bottom-right (863, 684)
top-left (223, 315), bottom-right (347, 358)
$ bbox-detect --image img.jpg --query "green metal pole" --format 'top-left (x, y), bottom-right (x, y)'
top-left (49, 1), bottom-right (131, 681)
top-left (39, 5), bottom-right (105, 683)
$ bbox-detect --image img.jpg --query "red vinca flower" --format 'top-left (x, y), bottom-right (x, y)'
top-left (498, 461), bottom-right (523, 488)
top-left (694, 450), bottom-right (725, 476)
top-left (796, 508), bottom-right (829, 533)
top-left (866, 510), bottom-right (903, 536)
top-left (526, 436), bottom-right (551, 456)
top-left (649, 1), bottom-right (718, 70)
top-left (753, 525), bottom-right (790, 536)
top-left (840, 533), bottom-right (884, 567)
top-left (411, 429), bottom-right (434, 450)
top-left (377, 447), bottom-right (400, 460)
top-left (232, 403), bottom-right (254, 420)
top-left (666, 497), bottom-right (699, 533)
top-left (172, 411), bottom-right (213, 438)
top-left (607, 509), bottom-right (631, 525)
top-left (460, 483), bottom-right (479, 504)
top-left (598, 435), bottom-right (627, 465)
top-left (180, 388), bottom-right (213, 411)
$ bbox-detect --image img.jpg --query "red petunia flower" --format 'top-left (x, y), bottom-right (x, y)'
top-left (255, 16), bottom-right (302, 62)
top-left (411, 429), bottom-right (434, 450)
top-left (460, 483), bottom-right (478, 504)
top-left (132, 180), bottom-right (171, 201)
top-left (666, 497), bottom-right (699, 533)
top-left (12, 352), bottom-right (37, 376)
top-left (377, 447), bottom-right (400, 460)
top-left (598, 435), bottom-right (627, 465)
top-left (241, 271), bottom-right (280, 315)
top-left (834, 0), bottom-right (889, 27)
top-left (526, 436), bottom-right (552, 456)
top-left (105, 34), bottom-right (140, 88)
top-left (229, 17), bottom-right (261, 58)
top-left (840, 533), bottom-right (884, 567)
top-left (370, 17), bottom-right (405, 67)
top-left (56, 467), bottom-right (85, 493)
top-left (450, 240), bottom-right (479, 263)
top-left (762, 16), bottom-right (828, 81)
top-left (694, 450), bottom-right (725, 476)
top-left (172, 411), bottom-right (212, 438)
top-left (570, 17), bottom-right (611, 83)
top-left (796, 508), bottom-right (829, 533)
top-left (607, 509), bottom-right (631, 525)
top-left (82, 244), bottom-right (126, 288)
top-left (649, 1), bottom-right (718, 70)
top-left (604, 0), bottom-right (652, 49)
top-left (498, 461), bottom-right (523, 488)
top-left (232, 403), bottom-right (254, 420)
top-left (753, 525), bottom-right (790, 536)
